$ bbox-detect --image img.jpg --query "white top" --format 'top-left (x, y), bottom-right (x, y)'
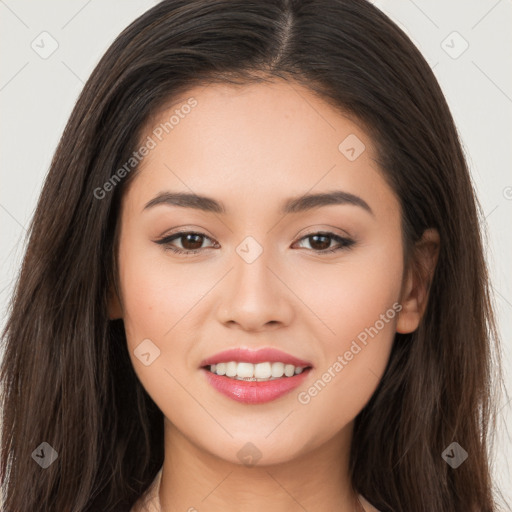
top-left (130, 467), bottom-right (162, 512)
top-left (130, 467), bottom-right (380, 512)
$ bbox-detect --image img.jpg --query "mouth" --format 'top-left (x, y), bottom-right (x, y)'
top-left (199, 347), bottom-right (313, 404)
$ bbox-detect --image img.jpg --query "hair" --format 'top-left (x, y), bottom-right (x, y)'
top-left (0, 0), bottom-right (505, 511)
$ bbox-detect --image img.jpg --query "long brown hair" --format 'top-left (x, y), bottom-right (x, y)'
top-left (0, 1), bottom-right (505, 510)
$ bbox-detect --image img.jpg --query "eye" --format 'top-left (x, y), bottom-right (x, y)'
top-left (293, 232), bottom-right (355, 253)
top-left (155, 231), bottom-right (218, 254)
top-left (155, 230), bottom-right (355, 256)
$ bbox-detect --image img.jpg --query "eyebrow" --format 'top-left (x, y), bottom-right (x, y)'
top-left (143, 190), bottom-right (373, 216)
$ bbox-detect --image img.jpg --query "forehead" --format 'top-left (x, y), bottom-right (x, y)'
top-left (124, 80), bottom-right (398, 219)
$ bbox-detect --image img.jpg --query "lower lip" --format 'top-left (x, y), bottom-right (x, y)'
top-left (202, 367), bottom-right (312, 404)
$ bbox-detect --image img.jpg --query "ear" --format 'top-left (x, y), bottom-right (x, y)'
top-left (107, 284), bottom-right (123, 320)
top-left (396, 228), bottom-right (440, 334)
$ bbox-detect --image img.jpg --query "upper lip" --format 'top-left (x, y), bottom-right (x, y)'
top-left (200, 347), bottom-right (313, 368)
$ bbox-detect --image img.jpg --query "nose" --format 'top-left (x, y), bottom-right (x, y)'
top-left (216, 244), bottom-right (295, 332)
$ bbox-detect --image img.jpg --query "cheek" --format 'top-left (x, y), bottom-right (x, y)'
top-left (295, 237), bottom-right (403, 344)
top-left (117, 240), bottom-right (205, 416)
top-left (118, 234), bottom-right (201, 344)
top-left (116, 234), bottom-right (205, 399)
top-left (293, 241), bottom-right (403, 418)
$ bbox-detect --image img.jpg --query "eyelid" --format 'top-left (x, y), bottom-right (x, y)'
top-left (294, 224), bottom-right (353, 240)
top-left (157, 225), bottom-right (216, 240)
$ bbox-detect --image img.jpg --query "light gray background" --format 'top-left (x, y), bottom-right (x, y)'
top-left (1, 0), bottom-right (511, 506)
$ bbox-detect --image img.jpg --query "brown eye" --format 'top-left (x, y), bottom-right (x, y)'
top-left (155, 231), bottom-right (217, 254)
top-left (295, 232), bottom-right (355, 253)
top-left (178, 233), bottom-right (206, 250)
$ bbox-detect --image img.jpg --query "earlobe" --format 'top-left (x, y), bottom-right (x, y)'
top-left (396, 228), bottom-right (440, 334)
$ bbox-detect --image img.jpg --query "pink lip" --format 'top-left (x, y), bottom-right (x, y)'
top-left (199, 347), bottom-right (313, 368)
top-left (202, 367), bottom-right (312, 404)
top-left (199, 347), bottom-right (313, 404)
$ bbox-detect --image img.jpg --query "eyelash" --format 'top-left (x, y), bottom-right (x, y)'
top-left (155, 231), bottom-right (355, 255)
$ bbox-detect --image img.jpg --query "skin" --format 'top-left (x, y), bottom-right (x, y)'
top-left (108, 80), bottom-right (439, 512)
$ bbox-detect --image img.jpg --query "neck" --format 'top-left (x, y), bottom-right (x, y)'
top-left (158, 418), bottom-right (361, 512)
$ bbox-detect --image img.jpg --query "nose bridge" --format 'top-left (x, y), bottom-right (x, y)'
top-left (234, 236), bottom-right (272, 294)
top-left (216, 234), bottom-right (293, 330)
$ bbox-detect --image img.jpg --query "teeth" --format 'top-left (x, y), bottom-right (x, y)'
top-left (225, 361), bottom-right (237, 377)
top-left (255, 362), bottom-right (272, 379)
top-left (271, 362), bottom-right (284, 377)
top-left (240, 362), bottom-right (258, 378)
top-left (207, 361), bottom-right (308, 380)
top-left (284, 364), bottom-right (295, 377)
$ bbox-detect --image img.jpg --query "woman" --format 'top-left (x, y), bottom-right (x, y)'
top-left (0, 1), bottom-right (504, 511)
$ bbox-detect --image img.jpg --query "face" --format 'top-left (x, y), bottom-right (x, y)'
top-left (111, 80), bottom-right (415, 466)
